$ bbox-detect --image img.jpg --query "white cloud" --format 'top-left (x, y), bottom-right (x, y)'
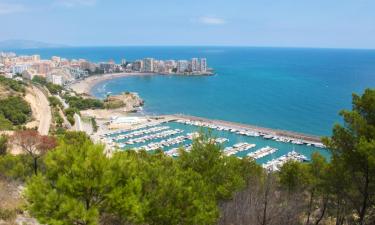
top-left (55, 0), bottom-right (97, 8)
top-left (198, 16), bottom-right (227, 25)
top-left (0, 2), bottom-right (26, 15)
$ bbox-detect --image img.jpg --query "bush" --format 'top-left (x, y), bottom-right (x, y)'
top-left (0, 76), bottom-right (25, 93)
top-left (0, 96), bottom-right (31, 125)
top-left (33, 76), bottom-right (63, 94)
top-left (46, 83), bottom-right (63, 95)
top-left (64, 95), bottom-right (104, 110)
top-left (0, 207), bottom-right (17, 221)
top-left (32, 76), bottom-right (47, 86)
top-left (64, 108), bottom-right (79, 125)
top-left (0, 154), bottom-right (35, 181)
top-left (48, 96), bottom-right (63, 108)
top-left (0, 114), bottom-right (13, 130)
top-left (0, 135), bottom-right (8, 155)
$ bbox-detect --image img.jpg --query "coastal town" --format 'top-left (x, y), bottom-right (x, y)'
top-left (0, 51), bottom-right (326, 172)
top-left (0, 51), bottom-right (212, 87)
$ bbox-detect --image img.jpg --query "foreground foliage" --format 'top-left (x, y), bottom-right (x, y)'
top-left (24, 132), bottom-right (254, 225)
top-left (0, 96), bottom-right (31, 128)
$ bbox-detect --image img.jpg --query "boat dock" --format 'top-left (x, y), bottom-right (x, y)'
top-left (165, 114), bottom-right (324, 145)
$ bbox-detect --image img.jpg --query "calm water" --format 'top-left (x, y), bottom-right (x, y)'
top-left (12, 47), bottom-right (375, 135)
top-left (108, 121), bottom-right (330, 162)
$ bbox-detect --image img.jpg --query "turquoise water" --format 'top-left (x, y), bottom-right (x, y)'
top-left (109, 121), bottom-right (329, 163)
top-left (11, 47), bottom-right (375, 135)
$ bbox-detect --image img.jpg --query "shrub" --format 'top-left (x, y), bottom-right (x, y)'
top-left (0, 96), bottom-right (31, 125)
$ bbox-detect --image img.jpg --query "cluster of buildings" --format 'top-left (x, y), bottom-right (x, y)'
top-left (0, 52), bottom-right (211, 86)
top-left (122, 57), bottom-right (209, 74)
top-left (0, 52), bottom-right (92, 86)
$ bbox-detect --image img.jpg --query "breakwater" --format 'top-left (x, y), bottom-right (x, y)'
top-left (166, 114), bottom-right (323, 144)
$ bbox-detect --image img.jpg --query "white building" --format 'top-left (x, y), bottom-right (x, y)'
top-left (132, 60), bottom-right (143, 71)
top-left (143, 58), bottom-right (154, 72)
top-left (177, 60), bottom-right (189, 73)
top-left (200, 58), bottom-right (207, 72)
top-left (11, 64), bottom-right (31, 74)
top-left (191, 58), bottom-right (199, 72)
top-left (47, 74), bottom-right (64, 86)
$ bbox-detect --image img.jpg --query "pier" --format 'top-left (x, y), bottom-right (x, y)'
top-left (165, 114), bottom-right (324, 144)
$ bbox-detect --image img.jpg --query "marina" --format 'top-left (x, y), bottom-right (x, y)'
top-left (262, 151), bottom-right (309, 171)
top-left (98, 114), bottom-right (329, 165)
top-left (247, 146), bottom-right (278, 159)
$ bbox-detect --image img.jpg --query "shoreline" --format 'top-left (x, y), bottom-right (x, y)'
top-left (69, 72), bottom-right (324, 144)
top-left (67, 71), bottom-right (214, 95)
top-left (67, 72), bottom-right (154, 95)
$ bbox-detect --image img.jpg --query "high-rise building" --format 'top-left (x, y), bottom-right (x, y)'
top-left (200, 58), bottom-right (207, 72)
top-left (132, 60), bottom-right (143, 71)
top-left (121, 59), bottom-right (127, 65)
top-left (177, 60), bottom-right (189, 73)
top-left (191, 58), bottom-right (199, 72)
top-left (143, 58), bottom-right (154, 72)
top-left (31, 55), bottom-right (40, 62)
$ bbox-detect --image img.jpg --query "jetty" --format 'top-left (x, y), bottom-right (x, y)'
top-left (166, 114), bottom-right (324, 146)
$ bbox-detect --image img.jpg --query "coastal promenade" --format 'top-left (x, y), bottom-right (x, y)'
top-left (166, 114), bottom-right (323, 144)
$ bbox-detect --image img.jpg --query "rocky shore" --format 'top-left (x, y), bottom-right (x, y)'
top-left (104, 92), bottom-right (144, 112)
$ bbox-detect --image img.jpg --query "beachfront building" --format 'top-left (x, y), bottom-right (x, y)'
top-left (132, 60), bottom-right (143, 72)
top-left (143, 58), bottom-right (154, 72)
top-left (200, 58), bottom-right (207, 72)
top-left (191, 58), bottom-right (199, 72)
top-left (99, 62), bottom-right (116, 73)
top-left (79, 61), bottom-right (97, 73)
top-left (67, 67), bottom-right (88, 79)
top-left (177, 60), bottom-right (189, 73)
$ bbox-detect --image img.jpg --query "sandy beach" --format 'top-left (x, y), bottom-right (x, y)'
top-left (68, 72), bottom-right (153, 95)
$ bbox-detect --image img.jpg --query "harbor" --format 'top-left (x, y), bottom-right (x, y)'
top-left (96, 113), bottom-right (329, 169)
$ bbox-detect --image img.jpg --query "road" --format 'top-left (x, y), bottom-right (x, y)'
top-left (25, 85), bottom-right (52, 135)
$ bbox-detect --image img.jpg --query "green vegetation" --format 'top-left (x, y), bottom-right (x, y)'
top-left (0, 154), bottom-right (35, 181)
top-left (48, 96), bottom-right (65, 130)
top-left (0, 135), bottom-right (7, 155)
top-left (0, 96), bottom-right (31, 127)
top-left (63, 94), bottom-right (104, 110)
top-left (64, 107), bottom-right (79, 125)
top-left (0, 114), bottom-right (13, 130)
top-left (0, 76), bottom-right (30, 129)
top-left (32, 76), bottom-right (63, 94)
top-left (91, 117), bottom-right (98, 132)
top-left (0, 75), bottom-right (25, 93)
top-left (48, 96), bottom-right (63, 108)
top-left (23, 132), bottom-right (251, 225)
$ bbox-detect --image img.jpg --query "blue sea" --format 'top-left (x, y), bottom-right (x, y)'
top-left (11, 46), bottom-right (375, 136)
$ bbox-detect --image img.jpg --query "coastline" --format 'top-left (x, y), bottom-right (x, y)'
top-left (69, 73), bottom-right (325, 143)
top-left (67, 71), bottom-right (214, 95)
top-left (67, 72), bottom-right (153, 95)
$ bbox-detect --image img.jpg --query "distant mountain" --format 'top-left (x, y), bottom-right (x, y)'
top-left (0, 39), bottom-right (68, 50)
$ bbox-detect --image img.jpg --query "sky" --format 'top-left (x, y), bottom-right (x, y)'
top-left (1, 0), bottom-right (375, 48)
